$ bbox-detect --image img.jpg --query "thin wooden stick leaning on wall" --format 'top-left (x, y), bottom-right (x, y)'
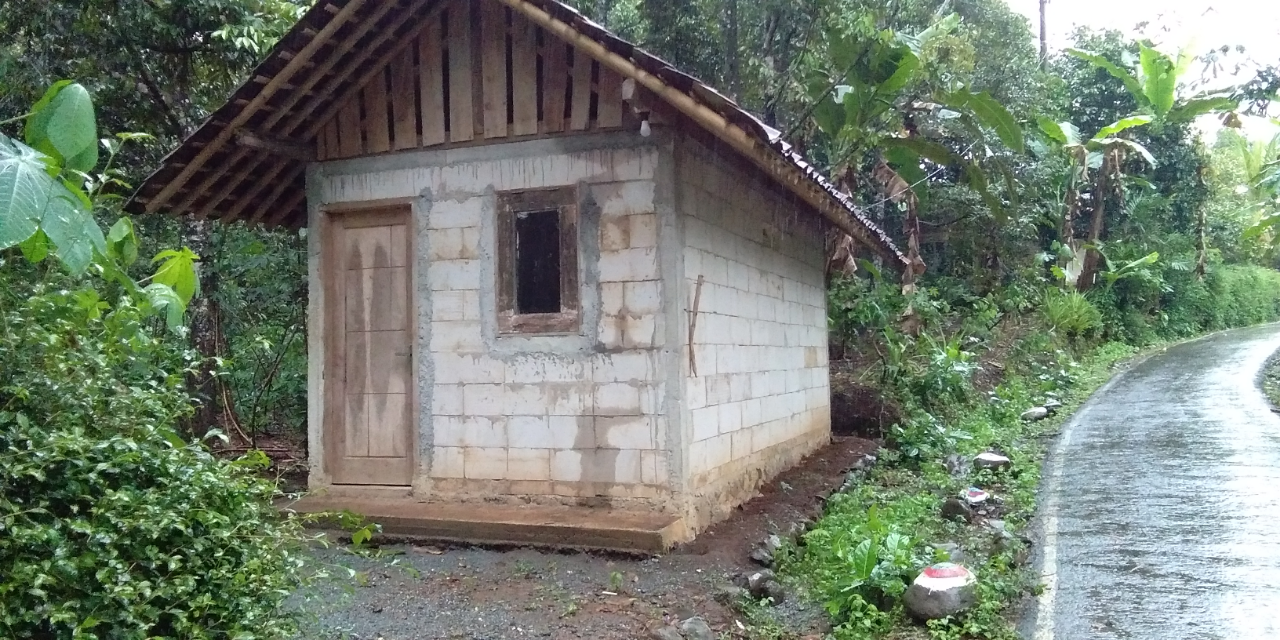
top-left (688, 274), bottom-right (704, 377)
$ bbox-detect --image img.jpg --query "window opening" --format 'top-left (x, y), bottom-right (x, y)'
top-left (515, 210), bottom-right (562, 313)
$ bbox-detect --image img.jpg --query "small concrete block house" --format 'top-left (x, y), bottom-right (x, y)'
top-left (130, 0), bottom-right (907, 549)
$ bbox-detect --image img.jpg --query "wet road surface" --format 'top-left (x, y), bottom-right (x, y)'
top-left (1027, 324), bottom-right (1280, 639)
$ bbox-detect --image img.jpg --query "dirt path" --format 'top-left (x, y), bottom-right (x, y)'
top-left (1023, 324), bottom-right (1280, 639)
top-left (297, 437), bottom-right (875, 639)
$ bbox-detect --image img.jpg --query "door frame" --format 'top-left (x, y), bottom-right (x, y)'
top-left (320, 199), bottom-right (419, 486)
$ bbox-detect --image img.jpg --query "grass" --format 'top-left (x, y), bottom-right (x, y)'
top-left (762, 337), bottom-right (1141, 640)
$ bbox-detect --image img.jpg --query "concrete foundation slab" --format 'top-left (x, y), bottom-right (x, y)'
top-left (283, 495), bottom-right (685, 553)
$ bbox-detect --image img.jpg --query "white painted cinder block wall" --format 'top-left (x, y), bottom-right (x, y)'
top-left (306, 133), bottom-right (684, 514)
top-left (676, 135), bottom-right (832, 531)
top-left (304, 129), bottom-right (832, 534)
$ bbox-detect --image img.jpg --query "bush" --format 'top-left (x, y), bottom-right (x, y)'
top-left (1040, 288), bottom-right (1102, 338)
top-left (0, 285), bottom-right (312, 639)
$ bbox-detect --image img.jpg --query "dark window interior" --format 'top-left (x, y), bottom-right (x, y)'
top-left (514, 209), bottom-right (561, 314)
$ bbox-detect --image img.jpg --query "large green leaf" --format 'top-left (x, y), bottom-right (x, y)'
top-left (0, 134), bottom-right (50, 248)
top-left (1037, 116), bottom-right (1068, 144)
top-left (877, 52), bottom-right (920, 97)
top-left (1139, 44), bottom-right (1176, 116)
top-left (1169, 96), bottom-right (1238, 123)
top-left (1096, 137), bottom-right (1157, 167)
top-left (106, 216), bottom-right (139, 266)
top-left (152, 248), bottom-right (201, 305)
top-left (1092, 115), bottom-right (1154, 140)
top-left (813, 94), bottom-right (847, 136)
top-left (41, 190), bottom-right (105, 274)
top-left (1067, 49), bottom-right (1146, 107)
top-left (881, 137), bottom-right (957, 165)
top-left (143, 283), bottom-right (187, 330)
top-left (45, 84), bottom-right (98, 173)
top-left (964, 91), bottom-right (1023, 152)
top-left (24, 81), bottom-right (98, 174)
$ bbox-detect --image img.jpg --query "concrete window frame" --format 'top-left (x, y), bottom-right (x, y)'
top-left (495, 186), bottom-right (581, 334)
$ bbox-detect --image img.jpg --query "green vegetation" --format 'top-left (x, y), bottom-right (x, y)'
top-left (2, 0), bottom-right (1280, 637)
top-left (0, 84), bottom-right (316, 639)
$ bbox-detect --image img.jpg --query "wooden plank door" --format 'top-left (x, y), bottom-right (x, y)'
top-left (325, 207), bottom-right (414, 485)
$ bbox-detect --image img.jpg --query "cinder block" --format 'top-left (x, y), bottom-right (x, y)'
top-left (600, 282), bottom-right (625, 316)
top-left (628, 213), bottom-right (659, 248)
top-left (599, 247), bottom-right (659, 282)
top-left (596, 416), bottom-right (655, 449)
top-left (595, 181), bottom-right (656, 217)
top-left (594, 382), bottom-right (642, 416)
top-left (549, 415), bottom-right (593, 449)
top-left (717, 402), bottom-right (742, 434)
top-left (507, 415), bottom-right (552, 449)
top-left (686, 376), bottom-right (707, 410)
top-left (622, 314), bottom-right (659, 349)
top-left (427, 259), bottom-right (481, 290)
top-left (506, 355), bottom-right (586, 384)
top-left (434, 353), bottom-right (505, 384)
top-left (429, 321), bottom-right (484, 353)
top-left (600, 215), bottom-right (631, 252)
top-left (506, 448), bottom-right (551, 481)
top-left (432, 384), bottom-right (464, 416)
top-left (641, 450), bottom-right (666, 485)
top-left (550, 449), bottom-right (583, 482)
top-left (545, 384), bottom-right (589, 416)
top-left (691, 406), bottom-right (718, 442)
top-left (433, 290), bottom-right (480, 322)
top-left (427, 198), bottom-right (483, 229)
top-left (624, 280), bottom-right (662, 314)
top-left (463, 416), bottom-right (506, 448)
top-left (431, 446), bottom-right (465, 478)
top-left (463, 447), bottom-right (507, 479)
top-left (434, 416), bottom-right (466, 447)
top-left (462, 383), bottom-right (504, 415)
top-left (504, 384), bottom-right (548, 415)
top-left (427, 227), bottom-right (481, 261)
top-left (592, 352), bottom-right (654, 383)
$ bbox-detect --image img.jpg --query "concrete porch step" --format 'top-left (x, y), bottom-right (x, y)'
top-left (283, 495), bottom-right (684, 553)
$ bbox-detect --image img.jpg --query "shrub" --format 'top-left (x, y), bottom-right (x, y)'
top-left (0, 285), bottom-right (313, 638)
top-left (1040, 288), bottom-right (1102, 338)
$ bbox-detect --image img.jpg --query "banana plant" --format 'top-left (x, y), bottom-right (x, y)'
top-left (1037, 115), bottom-right (1156, 290)
top-left (1238, 127), bottom-right (1280, 243)
top-left (805, 11), bottom-right (1022, 291)
top-left (1067, 43), bottom-right (1238, 124)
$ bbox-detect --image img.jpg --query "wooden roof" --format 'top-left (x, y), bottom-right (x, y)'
top-left (126, 0), bottom-right (908, 268)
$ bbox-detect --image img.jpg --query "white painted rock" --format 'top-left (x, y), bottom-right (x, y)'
top-left (973, 452), bottom-right (1011, 470)
top-left (903, 563), bottom-right (978, 620)
top-left (1021, 406), bottom-right (1050, 421)
top-left (963, 487), bottom-right (989, 505)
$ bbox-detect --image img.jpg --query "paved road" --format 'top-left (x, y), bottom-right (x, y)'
top-left (1025, 324), bottom-right (1280, 640)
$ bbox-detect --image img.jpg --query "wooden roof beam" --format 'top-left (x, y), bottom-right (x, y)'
top-left (189, 0), bottom-right (432, 219)
top-left (234, 130), bottom-right (316, 162)
top-left (143, 0), bottom-right (369, 213)
top-left (496, 0), bottom-right (907, 269)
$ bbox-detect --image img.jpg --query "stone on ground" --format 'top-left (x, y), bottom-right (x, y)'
top-left (650, 626), bottom-right (685, 640)
top-left (903, 563), bottom-right (978, 620)
top-left (973, 451), bottom-right (1011, 470)
top-left (941, 497), bottom-right (974, 523)
top-left (679, 616), bottom-right (715, 640)
top-left (1021, 406), bottom-right (1050, 421)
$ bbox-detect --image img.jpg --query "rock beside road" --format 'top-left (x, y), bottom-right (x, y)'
top-left (941, 497), bottom-right (974, 523)
top-left (973, 451), bottom-right (1011, 471)
top-left (679, 616), bottom-right (715, 640)
top-left (903, 563), bottom-right (978, 620)
top-left (1021, 406), bottom-right (1050, 421)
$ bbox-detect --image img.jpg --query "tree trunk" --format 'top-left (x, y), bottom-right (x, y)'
top-left (1077, 154), bottom-right (1109, 292)
top-left (185, 218), bottom-right (221, 437)
top-left (1195, 205), bottom-right (1207, 279)
top-left (1039, 0), bottom-right (1049, 71)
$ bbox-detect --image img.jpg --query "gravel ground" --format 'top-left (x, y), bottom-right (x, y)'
top-left (291, 437), bottom-right (877, 639)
